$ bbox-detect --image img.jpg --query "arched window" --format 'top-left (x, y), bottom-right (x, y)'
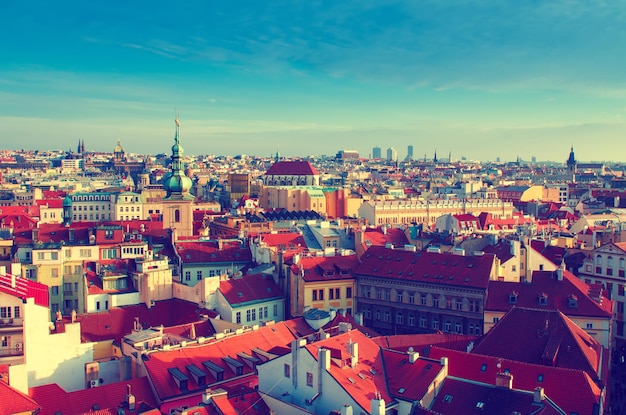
top-left (174, 209), bottom-right (180, 223)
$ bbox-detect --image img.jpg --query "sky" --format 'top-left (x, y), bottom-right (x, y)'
top-left (2, 1), bottom-right (626, 162)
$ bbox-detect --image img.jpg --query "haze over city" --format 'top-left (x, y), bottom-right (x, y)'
top-left (2, 1), bottom-right (626, 161)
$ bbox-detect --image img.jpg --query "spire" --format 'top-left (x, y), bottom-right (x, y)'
top-left (433, 149), bottom-right (438, 163)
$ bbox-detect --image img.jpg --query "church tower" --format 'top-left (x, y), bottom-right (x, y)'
top-left (566, 145), bottom-right (577, 181)
top-left (162, 115), bottom-right (194, 238)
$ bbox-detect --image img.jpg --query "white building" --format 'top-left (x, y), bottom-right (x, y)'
top-left (113, 191), bottom-right (143, 221)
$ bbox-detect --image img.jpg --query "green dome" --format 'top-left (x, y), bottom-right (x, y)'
top-left (63, 195), bottom-right (72, 207)
top-left (163, 172), bottom-right (192, 194)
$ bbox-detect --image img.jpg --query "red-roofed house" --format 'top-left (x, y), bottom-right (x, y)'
top-left (0, 381), bottom-right (40, 414)
top-left (433, 213), bottom-right (480, 237)
top-left (216, 273), bottom-right (285, 325)
top-left (35, 199), bottom-right (64, 225)
top-left (250, 232), bottom-right (307, 266)
top-left (175, 240), bottom-right (252, 286)
top-left (288, 253), bottom-right (358, 317)
top-left (578, 241), bottom-right (626, 346)
top-left (258, 329), bottom-right (447, 415)
top-left (263, 161), bottom-right (320, 187)
top-left (354, 225), bottom-right (410, 259)
top-left (355, 246), bottom-right (496, 336)
top-left (485, 269), bottom-right (613, 348)
top-left (141, 321), bottom-right (297, 412)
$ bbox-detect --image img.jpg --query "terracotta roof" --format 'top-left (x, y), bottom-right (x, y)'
top-left (219, 274), bottom-right (283, 306)
top-left (482, 241), bottom-right (514, 264)
top-left (0, 381), bottom-right (40, 415)
top-left (0, 272), bottom-right (49, 308)
top-left (486, 270), bottom-right (613, 319)
top-left (382, 349), bottom-right (445, 402)
top-left (176, 240), bottom-right (252, 265)
top-left (290, 254), bottom-right (359, 282)
top-left (371, 333), bottom-right (477, 353)
top-left (265, 161), bottom-right (319, 176)
top-left (29, 377), bottom-right (157, 415)
top-left (143, 322), bottom-right (297, 402)
top-left (75, 299), bottom-right (216, 342)
top-left (259, 233), bottom-right (307, 250)
top-left (428, 377), bottom-right (563, 415)
top-left (472, 307), bottom-right (604, 380)
top-left (304, 330), bottom-right (391, 411)
top-left (356, 246), bottom-right (495, 289)
top-left (35, 199), bottom-right (64, 209)
top-left (428, 347), bottom-right (602, 415)
top-left (361, 227), bottom-right (410, 248)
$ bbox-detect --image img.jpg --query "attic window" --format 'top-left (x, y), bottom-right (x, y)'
top-left (369, 369), bottom-right (377, 375)
top-left (467, 263), bottom-right (474, 268)
top-left (537, 374), bottom-right (544, 382)
top-left (509, 292), bottom-right (518, 304)
top-left (480, 363), bottom-right (487, 372)
top-left (538, 293), bottom-right (548, 306)
top-left (443, 395), bottom-right (453, 403)
top-left (348, 377), bottom-right (356, 384)
top-left (476, 402), bottom-right (485, 409)
top-left (568, 295), bottom-right (578, 308)
top-left (398, 387), bottom-right (405, 394)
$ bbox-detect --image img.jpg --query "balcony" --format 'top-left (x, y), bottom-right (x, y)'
top-left (0, 318), bottom-right (23, 329)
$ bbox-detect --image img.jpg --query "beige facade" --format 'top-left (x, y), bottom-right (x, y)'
top-left (259, 186), bottom-right (327, 215)
top-left (358, 198), bottom-right (514, 229)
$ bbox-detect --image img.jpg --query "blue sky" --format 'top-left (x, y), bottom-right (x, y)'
top-left (2, 1), bottom-right (626, 162)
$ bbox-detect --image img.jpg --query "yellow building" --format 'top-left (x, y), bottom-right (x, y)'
top-left (287, 253), bottom-right (358, 317)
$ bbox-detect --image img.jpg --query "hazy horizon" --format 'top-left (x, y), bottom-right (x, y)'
top-left (3, 2), bottom-right (626, 162)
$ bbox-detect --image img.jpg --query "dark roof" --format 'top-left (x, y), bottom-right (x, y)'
top-left (356, 246), bottom-right (495, 289)
top-left (265, 160), bottom-right (319, 176)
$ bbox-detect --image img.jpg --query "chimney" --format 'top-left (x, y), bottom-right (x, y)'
top-left (407, 347), bottom-right (420, 364)
top-left (318, 348), bottom-right (330, 395)
top-left (126, 384), bottom-right (136, 410)
top-left (440, 357), bottom-right (448, 367)
top-left (495, 372), bottom-right (513, 389)
top-left (346, 339), bottom-right (358, 368)
top-left (340, 404), bottom-right (353, 415)
top-left (533, 387), bottom-right (545, 403)
top-left (338, 322), bottom-right (352, 334)
top-left (32, 228), bottom-right (39, 243)
top-left (69, 228), bottom-right (75, 243)
top-left (370, 393), bottom-right (385, 415)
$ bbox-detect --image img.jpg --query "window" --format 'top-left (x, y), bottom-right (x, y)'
top-left (335, 288), bottom-right (340, 299)
top-left (174, 209), bottom-right (180, 223)
top-left (37, 252), bottom-right (44, 260)
top-left (408, 314), bottom-right (415, 326)
top-left (312, 290), bottom-right (318, 301)
top-left (538, 293), bottom-right (548, 306)
top-left (236, 312), bottom-right (241, 324)
top-left (51, 286), bottom-right (59, 296)
top-left (1, 336), bottom-right (9, 347)
top-left (455, 322), bottom-right (462, 333)
top-left (246, 309), bottom-right (251, 322)
top-left (586, 323), bottom-right (593, 329)
top-left (397, 291), bottom-right (403, 303)
top-left (421, 294), bottom-right (427, 306)
top-left (51, 252), bottom-right (58, 260)
top-left (13, 306), bottom-right (20, 318)
top-left (251, 308), bottom-right (256, 321)
top-left (432, 319), bottom-right (439, 330)
top-left (306, 372), bottom-right (314, 387)
top-left (384, 290), bottom-right (390, 301)
top-left (444, 321), bottom-right (451, 332)
top-left (329, 288), bottom-right (334, 300)
top-left (318, 289), bottom-right (324, 301)
top-left (0, 307), bottom-right (11, 319)
top-left (420, 316), bottom-right (427, 328)
top-left (408, 292), bottom-right (415, 304)
top-left (346, 287), bottom-right (352, 299)
top-left (396, 313), bottom-right (403, 324)
top-left (620, 285), bottom-right (625, 296)
top-left (284, 364), bottom-right (290, 378)
top-left (273, 304), bottom-right (278, 317)
top-left (185, 271), bottom-right (191, 281)
top-left (196, 271), bottom-right (202, 281)
top-left (433, 297), bottom-right (440, 308)
top-left (493, 317), bottom-right (500, 323)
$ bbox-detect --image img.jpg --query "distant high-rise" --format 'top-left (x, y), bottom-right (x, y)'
top-left (387, 147), bottom-right (397, 162)
top-left (406, 145), bottom-right (414, 160)
top-left (372, 146), bottom-right (382, 159)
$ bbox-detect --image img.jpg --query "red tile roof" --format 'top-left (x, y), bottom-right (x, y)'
top-left (428, 377), bottom-right (563, 415)
top-left (176, 240), bottom-right (252, 264)
top-left (361, 227), bottom-right (410, 248)
top-left (356, 246), bottom-right (495, 289)
top-left (304, 330), bottom-right (391, 411)
top-left (35, 199), bottom-right (64, 209)
top-left (143, 322), bottom-right (297, 402)
top-left (29, 377), bottom-right (157, 415)
top-left (486, 270), bottom-right (613, 319)
top-left (219, 274), bottom-right (283, 306)
top-left (291, 254), bottom-right (359, 282)
top-left (260, 233), bottom-right (307, 250)
top-left (0, 381), bottom-right (40, 415)
top-left (472, 307), bottom-right (604, 381)
top-left (428, 347), bottom-right (601, 415)
top-left (371, 333), bottom-right (478, 353)
top-left (265, 161), bottom-right (319, 176)
top-left (75, 299), bottom-right (216, 342)
top-left (0, 272), bottom-right (49, 308)
top-left (381, 349), bottom-right (445, 402)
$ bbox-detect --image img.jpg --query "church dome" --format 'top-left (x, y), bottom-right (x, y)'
top-left (62, 195), bottom-right (72, 207)
top-left (163, 172), bottom-right (192, 194)
top-left (114, 140), bottom-right (124, 153)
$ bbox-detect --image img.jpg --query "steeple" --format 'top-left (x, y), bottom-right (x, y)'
top-left (163, 114), bottom-right (193, 200)
top-left (433, 149), bottom-right (438, 163)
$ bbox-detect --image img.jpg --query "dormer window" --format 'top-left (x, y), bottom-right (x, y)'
top-left (538, 293), bottom-right (548, 306)
top-left (568, 294), bottom-right (578, 308)
top-left (508, 291), bottom-right (518, 304)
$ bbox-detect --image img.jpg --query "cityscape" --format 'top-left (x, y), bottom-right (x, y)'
top-left (3, 2), bottom-right (626, 415)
